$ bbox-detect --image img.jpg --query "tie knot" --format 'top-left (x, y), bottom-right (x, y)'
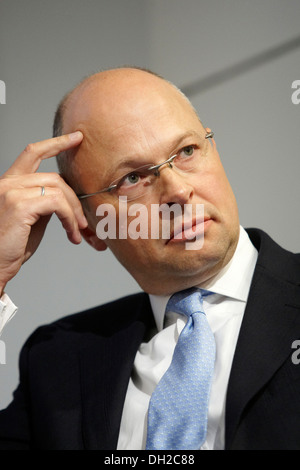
top-left (166, 287), bottom-right (211, 319)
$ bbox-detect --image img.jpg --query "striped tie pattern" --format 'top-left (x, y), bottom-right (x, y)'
top-left (146, 287), bottom-right (216, 450)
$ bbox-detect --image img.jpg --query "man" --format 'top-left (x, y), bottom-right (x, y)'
top-left (0, 67), bottom-right (299, 450)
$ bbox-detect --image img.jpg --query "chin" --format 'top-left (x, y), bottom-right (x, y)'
top-left (134, 253), bottom-right (222, 296)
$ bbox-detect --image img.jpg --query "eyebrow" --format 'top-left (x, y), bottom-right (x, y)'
top-left (106, 130), bottom-right (203, 181)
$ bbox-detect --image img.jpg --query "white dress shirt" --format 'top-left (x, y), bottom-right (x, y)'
top-left (117, 226), bottom-right (258, 450)
top-left (0, 293), bottom-right (17, 336)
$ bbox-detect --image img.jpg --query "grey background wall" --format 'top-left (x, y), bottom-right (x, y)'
top-left (0, 0), bottom-right (299, 408)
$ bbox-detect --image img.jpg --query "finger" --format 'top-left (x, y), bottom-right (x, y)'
top-left (24, 214), bottom-right (53, 263)
top-left (5, 131), bottom-right (83, 176)
top-left (3, 187), bottom-right (83, 244)
top-left (3, 172), bottom-right (88, 228)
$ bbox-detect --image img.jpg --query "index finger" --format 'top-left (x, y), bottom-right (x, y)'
top-left (4, 131), bottom-right (83, 176)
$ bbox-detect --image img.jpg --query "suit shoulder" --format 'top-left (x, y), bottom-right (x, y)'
top-left (23, 291), bottom-right (150, 350)
top-left (246, 228), bottom-right (300, 283)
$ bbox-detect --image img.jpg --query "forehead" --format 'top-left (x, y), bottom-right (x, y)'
top-left (66, 71), bottom-right (200, 132)
top-left (64, 72), bottom-right (204, 175)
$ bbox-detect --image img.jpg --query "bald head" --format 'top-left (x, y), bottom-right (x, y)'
top-left (53, 67), bottom-right (200, 192)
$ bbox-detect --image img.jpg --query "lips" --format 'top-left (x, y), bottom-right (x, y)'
top-left (167, 216), bottom-right (211, 243)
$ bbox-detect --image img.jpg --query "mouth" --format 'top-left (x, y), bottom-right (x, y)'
top-left (167, 217), bottom-right (212, 244)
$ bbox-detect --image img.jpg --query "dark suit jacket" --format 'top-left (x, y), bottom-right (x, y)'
top-left (0, 228), bottom-right (299, 450)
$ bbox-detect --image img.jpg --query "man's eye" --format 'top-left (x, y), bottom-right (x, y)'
top-left (127, 173), bottom-right (140, 184)
top-left (120, 172), bottom-right (141, 187)
top-left (180, 146), bottom-right (195, 157)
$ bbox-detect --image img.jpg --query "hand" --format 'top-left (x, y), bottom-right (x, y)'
top-left (0, 132), bottom-right (88, 295)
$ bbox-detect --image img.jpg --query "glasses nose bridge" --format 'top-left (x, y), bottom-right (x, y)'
top-left (151, 154), bottom-right (177, 177)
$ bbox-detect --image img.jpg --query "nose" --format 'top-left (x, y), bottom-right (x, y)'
top-left (156, 166), bottom-right (193, 206)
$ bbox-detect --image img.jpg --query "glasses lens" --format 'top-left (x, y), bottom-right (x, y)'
top-left (111, 164), bottom-right (155, 201)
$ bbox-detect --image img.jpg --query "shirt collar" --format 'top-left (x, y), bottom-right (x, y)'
top-left (149, 226), bottom-right (258, 332)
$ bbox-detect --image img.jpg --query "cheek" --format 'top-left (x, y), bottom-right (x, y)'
top-left (106, 236), bottom-right (160, 281)
top-left (104, 203), bottom-right (159, 259)
top-left (195, 164), bottom-right (237, 210)
top-left (117, 201), bottom-right (161, 240)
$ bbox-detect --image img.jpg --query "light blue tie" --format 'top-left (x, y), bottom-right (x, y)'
top-left (146, 287), bottom-right (216, 450)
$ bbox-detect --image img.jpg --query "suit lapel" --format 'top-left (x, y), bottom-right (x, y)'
top-left (78, 293), bottom-right (154, 450)
top-left (225, 230), bottom-right (300, 448)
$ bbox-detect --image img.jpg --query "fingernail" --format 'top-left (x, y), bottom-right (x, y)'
top-left (69, 131), bottom-right (83, 141)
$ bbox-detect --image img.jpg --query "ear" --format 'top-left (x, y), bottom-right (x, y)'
top-left (80, 226), bottom-right (108, 251)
